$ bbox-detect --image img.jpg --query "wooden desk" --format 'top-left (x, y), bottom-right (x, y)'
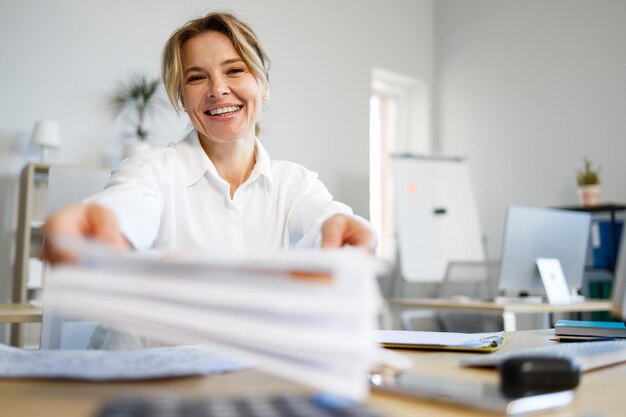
top-left (1, 329), bottom-right (625, 417)
top-left (387, 298), bottom-right (613, 331)
top-left (0, 304), bottom-right (42, 323)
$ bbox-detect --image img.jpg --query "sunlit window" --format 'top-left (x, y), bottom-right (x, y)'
top-left (369, 68), bottom-right (430, 260)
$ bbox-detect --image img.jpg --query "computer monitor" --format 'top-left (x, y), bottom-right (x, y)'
top-left (498, 206), bottom-right (591, 296)
top-left (611, 226), bottom-right (626, 321)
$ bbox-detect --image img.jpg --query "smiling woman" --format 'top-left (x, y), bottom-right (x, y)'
top-left (180, 31), bottom-right (266, 151)
top-left (162, 12), bottom-right (270, 135)
top-left (41, 12), bottom-right (376, 273)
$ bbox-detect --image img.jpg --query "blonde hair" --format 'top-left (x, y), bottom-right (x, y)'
top-left (162, 12), bottom-right (270, 133)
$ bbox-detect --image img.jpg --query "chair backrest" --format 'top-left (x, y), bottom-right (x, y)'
top-left (45, 166), bottom-right (111, 217)
top-left (39, 165), bottom-right (110, 350)
top-left (437, 260), bottom-right (500, 301)
top-left (433, 260), bottom-right (503, 332)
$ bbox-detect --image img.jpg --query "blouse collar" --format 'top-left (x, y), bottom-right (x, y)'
top-left (174, 129), bottom-right (273, 189)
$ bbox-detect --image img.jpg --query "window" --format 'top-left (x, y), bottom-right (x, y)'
top-left (369, 68), bottom-right (430, 260)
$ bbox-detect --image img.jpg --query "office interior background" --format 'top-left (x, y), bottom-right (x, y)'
top-left (1, 0), bottom-right (626, 342)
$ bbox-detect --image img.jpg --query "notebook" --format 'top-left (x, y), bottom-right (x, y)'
top-left (555, 320), bottom-right (626, 339)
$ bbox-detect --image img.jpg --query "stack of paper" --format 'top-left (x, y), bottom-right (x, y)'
top-left (44, 247), bottom-right (381, 400)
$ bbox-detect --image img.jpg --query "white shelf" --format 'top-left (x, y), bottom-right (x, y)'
top-left (30, 220), bottom-right (44, 229)
top-left (26, 258), bottom-right (44, 289)
top-left (11, 162), bottom-right (110, 347)
top-left (11, 163), bottom-right (50, 347)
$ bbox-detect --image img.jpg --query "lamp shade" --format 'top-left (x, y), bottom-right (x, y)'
top-left (31, 119), bottom-right (61, 149)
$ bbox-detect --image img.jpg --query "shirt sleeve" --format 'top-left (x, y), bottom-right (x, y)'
top-left (85, 155), bottom-right (164, 251)
top-left (288, 169), bottom-right (371, 248)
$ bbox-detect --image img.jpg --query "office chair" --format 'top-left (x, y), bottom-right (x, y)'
top-left (435, 260), bottom-right (503, 332)
top-left (438, 260), bottom-right (500, 300)
top-left (400, 260), bottom-right (503, 332)
top-left (39, 165), bottom-right (110, 350)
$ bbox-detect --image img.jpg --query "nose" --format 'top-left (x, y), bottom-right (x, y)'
top-left (208, 75), bottom-right (229, 97)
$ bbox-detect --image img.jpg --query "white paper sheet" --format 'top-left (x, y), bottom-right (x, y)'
top-left (0, 343), bottom-right (246, 380)
top-left (376, 330), bottom-right (504, 348)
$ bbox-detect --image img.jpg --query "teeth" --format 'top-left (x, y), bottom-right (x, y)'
top-left (208, 106), bottom-right (240, 116)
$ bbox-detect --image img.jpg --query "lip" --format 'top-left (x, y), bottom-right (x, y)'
top-left (204, 103), bottom-right (244, 116)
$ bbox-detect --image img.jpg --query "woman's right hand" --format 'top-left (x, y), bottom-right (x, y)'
top-left (41, 204), bottom-right (130, 264)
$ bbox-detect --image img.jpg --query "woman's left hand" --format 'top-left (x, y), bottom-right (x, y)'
top-left (321, 214), bottom-right (376, 252)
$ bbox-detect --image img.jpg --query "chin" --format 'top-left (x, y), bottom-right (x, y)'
top-left (202, 133), bottom-right (251, 144)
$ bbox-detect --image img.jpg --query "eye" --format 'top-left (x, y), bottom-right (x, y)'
top-left (185, 74), bottom-right (205, 84)
top-left (227, 67), bottom-right (245, 76)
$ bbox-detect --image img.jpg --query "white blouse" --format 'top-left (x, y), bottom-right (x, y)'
top-left (89, 130), bottom-right (356, 252)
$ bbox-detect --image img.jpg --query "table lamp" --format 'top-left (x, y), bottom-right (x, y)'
top-left (30, 119), bottom-right (61, 162)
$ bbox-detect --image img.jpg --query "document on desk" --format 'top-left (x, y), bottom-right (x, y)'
top-left (377, 330), bottom-right (507, 352)
top-left (43, 247), bottom-right (381, 400)
top-left (0, 344), bottom-right (245, 380)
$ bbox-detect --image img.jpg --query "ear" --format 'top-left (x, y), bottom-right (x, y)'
top-left (262, 85), bottom-right (270, 100)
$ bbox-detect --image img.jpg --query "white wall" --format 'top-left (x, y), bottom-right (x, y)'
top-left (0, 1), bottom-right (433, 307)
top-left (0, 0), bottom-right (432, 213)
top-left (434, 0), bottom-right (626, 258)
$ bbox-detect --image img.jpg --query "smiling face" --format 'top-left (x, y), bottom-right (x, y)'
top-left (181, 31), bottom-right (269, 145)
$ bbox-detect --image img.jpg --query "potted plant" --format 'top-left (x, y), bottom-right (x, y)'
top-left (576, 157), bottom-right (601, 207)
top-left (111, 73), bottom-right (163, 156)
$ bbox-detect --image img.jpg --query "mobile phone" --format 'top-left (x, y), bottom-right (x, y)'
top-left (369, 372), bottom-right (573, 415)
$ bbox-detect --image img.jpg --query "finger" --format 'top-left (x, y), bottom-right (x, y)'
top-left (343, 227), bottom-right (375, 249)
top-left (40, 216), bottom-right (81, 264)
top-left (321, 214), bottom-right (377, 253)
top-left (340, 220), bottom-right (376, 251)
top-left (321, 215), bottom-right (347, 249)
top-left (40, 237), bottom-right (79, 264)
top-left (86, 205), bottom-right (130, 250)
top-left (41, 204), bottom-right (129, 264)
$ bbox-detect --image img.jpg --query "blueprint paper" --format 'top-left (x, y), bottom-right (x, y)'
top-left (0, 344), bottom-right (246, 380)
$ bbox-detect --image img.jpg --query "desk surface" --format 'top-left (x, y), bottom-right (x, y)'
top-left (1, 329), bottom-right (625, 417)
top-left (0, 300), bottom-right (611, 322)
top-left (0, 304), bottom-right (42, 323)
top-left (387, 297), bottom-right (613, 314)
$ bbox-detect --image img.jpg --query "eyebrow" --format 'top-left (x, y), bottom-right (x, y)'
top-left (222, 58), bottom-right (244, 66)
top-left (183, 58), bottom-right (245, 75)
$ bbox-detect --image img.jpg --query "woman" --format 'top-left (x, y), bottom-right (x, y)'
top-left (42, 12), bottom-right (375, 263)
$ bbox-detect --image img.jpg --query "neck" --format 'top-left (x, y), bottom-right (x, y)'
top-left (200, 135), bottom-right (256, 198)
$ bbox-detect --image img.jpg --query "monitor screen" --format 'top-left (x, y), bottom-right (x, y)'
top-left (611, 225), bottom-right (626, 320)
top-left (498, 206), bottom-right (591, 296)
